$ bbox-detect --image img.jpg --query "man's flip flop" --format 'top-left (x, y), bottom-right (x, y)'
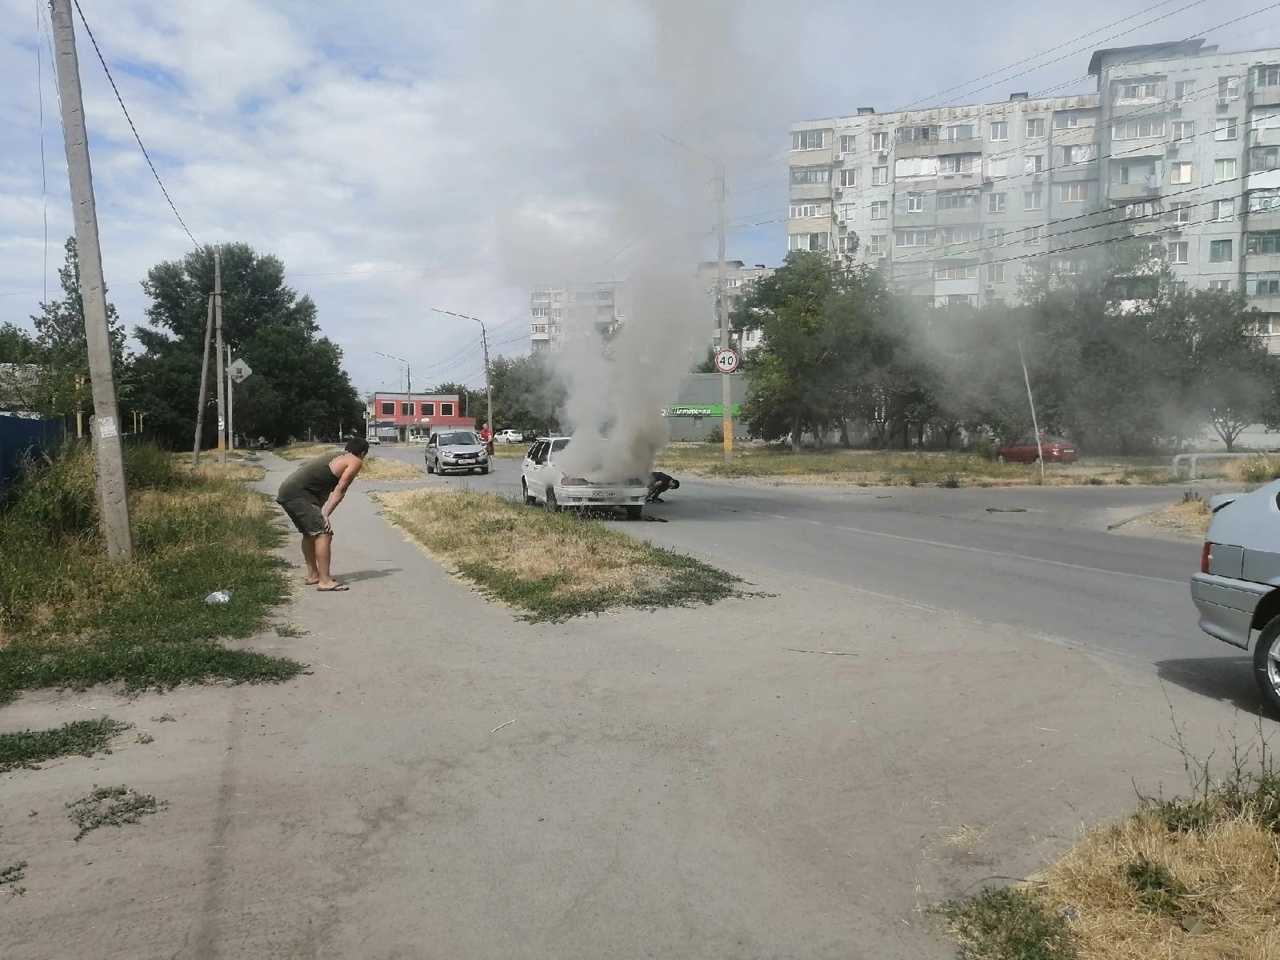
top-left (316, 583), bottom-right (349, 592)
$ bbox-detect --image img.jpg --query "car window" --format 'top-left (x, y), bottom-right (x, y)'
top-left (529, 442), bottom-right (547, 464)
top-left (551, 439), bottom-right (570, 453)
top-left (439, 432), bottom-right (477, 446)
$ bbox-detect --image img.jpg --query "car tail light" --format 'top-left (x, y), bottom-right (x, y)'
top-left (1201, 541), bottom-right (1214, 574)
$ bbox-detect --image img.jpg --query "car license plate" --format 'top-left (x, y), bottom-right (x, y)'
top-left (589, 491), bottom-right (608, 500)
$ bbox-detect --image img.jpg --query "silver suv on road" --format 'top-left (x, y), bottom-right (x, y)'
top-left (1190, 479), bottom-right (1280, 713)
top-left (425, 429), bottom-right (490, 475)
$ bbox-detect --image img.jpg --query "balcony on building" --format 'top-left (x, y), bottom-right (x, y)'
top-left (789, 181), bottom-right (832, 201)
top-left (1250, 66), bottom-right (1280, 108)
top-left (1108, 174), bottom-right (1161, 202)
top-left (1250, 293), bottom-right (1280, 314)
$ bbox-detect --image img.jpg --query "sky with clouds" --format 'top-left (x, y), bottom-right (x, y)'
top-left (1, 0), bottom-right (1278, 395)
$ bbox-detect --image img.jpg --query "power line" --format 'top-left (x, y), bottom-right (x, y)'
top-left (69, 0), bottom-right (198, 248)
top-left (899, 0), bottom-right (1202, 111)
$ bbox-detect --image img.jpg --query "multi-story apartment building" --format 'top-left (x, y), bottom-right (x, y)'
top-left (529, 282), bottom-right (623, 351)
top-left (695, 260), bottom-right (774, 351)
top-left (787, 39), bottom-right (1280, 336)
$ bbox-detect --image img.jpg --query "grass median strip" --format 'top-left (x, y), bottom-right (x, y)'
top-left (0, 717), bottom-right (130, 772)
top-left (0, 444), bottom-right (302, 705)
top-left (376, 488), bottom-right (740, 621)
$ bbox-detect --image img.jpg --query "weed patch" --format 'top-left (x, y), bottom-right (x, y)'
top-left (1, 860), bottom-right (27, 896)
top-left (376, 488), bottom-right (740, 621)
top-left (66, 784), bottom-right (165, 841)
top-left (938, 887), bottom-right (1077, 960)
top-left (0, 444), bottom-right (302, 703)
top-left (0, 717), bottom-right (129, 771)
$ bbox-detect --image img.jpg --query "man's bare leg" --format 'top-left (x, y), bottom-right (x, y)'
top-left (314, 533), bottom-right (345, 590)
top-left (301, 535), bottom-right (319, 585)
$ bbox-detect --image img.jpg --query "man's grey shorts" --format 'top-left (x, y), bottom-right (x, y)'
top-left (278, 497), bottom-right (327, 536)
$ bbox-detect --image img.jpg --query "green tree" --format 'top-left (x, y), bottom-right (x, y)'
top-left (130, 243), bottom-right (361, 447)
top-left (484, 354), bottom-right (566, 434)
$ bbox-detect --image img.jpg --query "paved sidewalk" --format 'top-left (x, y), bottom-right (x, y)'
top-left (0, 454), bottom-right (1264, 959)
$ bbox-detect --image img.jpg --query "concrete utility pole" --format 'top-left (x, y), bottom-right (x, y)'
top-left (192, 293), bottom-right (214, 464)
top-left (716, 160), bottom-right (733, 462)
top-left (430, 307), bottom-right (494, 434)
top-left (214, 247), bottom-right (227, 464)
top-left (1017, 335), bottom-right (1046, 485)
top-left (48, 0), bottom-right (132, 558)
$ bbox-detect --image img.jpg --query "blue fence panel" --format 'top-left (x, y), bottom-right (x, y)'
top-left (0, 415), bottom-right (65, 492)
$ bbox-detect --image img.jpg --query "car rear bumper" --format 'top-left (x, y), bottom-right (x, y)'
top-left (1191, 572), bottom-right (1270, 650)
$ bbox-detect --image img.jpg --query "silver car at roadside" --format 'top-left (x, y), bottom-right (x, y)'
top-left (1190, 478), bottom-right (1280, 713)
top-left (425, 429), bottom-right (490, 475)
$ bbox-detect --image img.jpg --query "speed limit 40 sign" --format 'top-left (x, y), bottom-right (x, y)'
top-left (714, 347), bottom-right (740, 374)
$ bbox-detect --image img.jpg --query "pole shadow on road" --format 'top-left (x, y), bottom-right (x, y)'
top-left (1155, 656), bottom-right (1270, 717)
top-left (332, 568), bottom-right (403, 584)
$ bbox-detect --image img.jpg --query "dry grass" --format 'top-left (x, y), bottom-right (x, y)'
top-left (1113, 496), bottom-right (1211, 542)
top-left (276, 443), bottom-right (421, 480)
top-left (174, 457), bottom-right (267, 483)
top-left (375, 488), bottom-right (738, 620)
top-left (655, 443), bottom-right (1172, 488)
top-left (1228, 455), bottom-right (1280, 486)
top-left (1040, 813), bottom-right (1280, 959)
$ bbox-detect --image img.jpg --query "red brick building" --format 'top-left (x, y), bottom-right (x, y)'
top-left (366, 392), bottom-right (475, 442)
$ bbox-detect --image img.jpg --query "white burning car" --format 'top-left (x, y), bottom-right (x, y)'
top-left (520, 436), bottom-right (649, 519)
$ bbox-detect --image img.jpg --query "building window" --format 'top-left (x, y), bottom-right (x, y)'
top-left (1169, 241), bottom-right (1190, 264)
top-left (790, 166), bottom-right (830, 185)
top-left (1254, 146), bottom-right (1280, 172)
top-left (1058, 144), bottom-right (1097, 165)
top-left (1215, 158), bottom-right (1238, 182)
top-left (935, 264), bottom-right (978, 280)
top-left (789, 203), bottom-right (824, 218)
top-left (840, 234), bottom-right (857, 254)
top-left (401, 402), bottom-right (413, 416)
top-left (906, 192), bottom-right (925, 213)
top-left (1027, 225), bottom-right (1044, 246)
top-left (895, 230), bottom-right (932, 248)
top-left (420, 402), bottom-right (434, 416)
top-left (788, 232), bottom-right (830, 252)
top-left (987, 262), bottom-right (1007, 282)
top-left (840, 134), bottom-right (856, 153)
top-left (380, 402), bottom-right (395, 416)
top-left (438, 402), bottom-right (453, 416)
top-left (897, 125), bottom-right (938, 143)
top-left (1171, 120), bottom-right (1195, 141)
top-left (1053, 112), bottom-right (1080, 130)
top-left (839, 168), bottom-right (858, 188)
top-left (872, 165), bottom-right (889, 185)
top-left (1218, 76), bottom-right (1241, 101)
top-left (1123, 200), bottom-right (1159, 219)
top-left (1210, 239), bottom-right (1233, 263)
top-left (1170, 162), bottom-right (1193, 185)
top-left (1209, 279), bottom-right (1231, 291)
top-left (1247, 273), bottom-right (1280, 296)
top-left (1215, 118), bottom-right (1238, 141)
top-left (1025, 118), bottom-right (1046, 138)
top-left (870, 200), bottom-right (888, 220)
top-left (937, 190), bottom-right (978, 210)
top-left (1024, 189), bottom-right (1043, 210)
top-left (868, 234), bottom-right (886, 256)
top-left (871, 131), bottom-right (889, 151)
top-left (946, 123), bottom-right (976, 141)
top-left (1118, 80), bottom-right (1158, 101)
top-left (838, 202), bottom-right (855, 221)
top-left (1112, 118), bottom-right (1165, 139)
top-left (988, 192), bottom-right (1007, 213)
top-left (1169, 201), bottom-right (1191, 224)
top-left (1248, 232), bottom-right (1280, 255)
top-left (989, 121), bottom-right (1008, 141)
top-left (944, 294), bottom-right (977, 307)
top-left (791, 129), bottom-right (826, 150)
top-left (1058, 182), bottom-right (1090, 203)
top-left (940, 154), bottom-right (978, 174)
top-left (1251, 190), bottom-right (1280, 213)
top-left (1215, 199), bottom-right (1236, 221)
top-left (1255, 65), bottom-right (1280, 88)
top-left (940, 226), bottom-right (981, 244)
top-left (1024, 155), bottom-right (1044, 174)
top-left (985, 227), bottom-right (1006, 243)
top-left (1174, 79), bottom-right (1196, 99)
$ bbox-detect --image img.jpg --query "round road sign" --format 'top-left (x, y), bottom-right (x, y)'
top-left (714, 347), bottom-right (740, 374)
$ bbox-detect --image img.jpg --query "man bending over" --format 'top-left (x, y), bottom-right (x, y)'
top-left (276, 438), bottom-right (368, 591)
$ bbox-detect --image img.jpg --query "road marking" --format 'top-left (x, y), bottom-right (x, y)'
top-left (742, 509), bottom-right (1185, 586)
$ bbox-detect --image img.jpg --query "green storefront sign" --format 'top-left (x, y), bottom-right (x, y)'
top-left (663, 403), bottom-right (742, 418)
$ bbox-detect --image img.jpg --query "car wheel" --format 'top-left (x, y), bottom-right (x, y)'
top-left (1253, 615), bottom-right (1280, 716)
top-left (522, 479), bottom-right (536, 505)
top-left (625, 505), bottom-right (642, 521)
top-left (545, 488), bottom-right (560, 513)
top-left (480, 467), bottom-right (489, 475)
top-left (426, 459), bottom-right (434, 474)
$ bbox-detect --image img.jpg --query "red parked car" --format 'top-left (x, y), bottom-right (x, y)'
top-left (996, 434), bottom-right (1078, 464)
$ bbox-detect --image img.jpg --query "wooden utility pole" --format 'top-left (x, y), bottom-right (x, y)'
top-left (214, 247), bottom-right (227, 464)
top-left (192, 293), bottom-right (214, 464)
top-left (478, 319), bottom-right (493, 437)
top-left (226, 343), bottom-right (235, 451)
top-left (48, 0), bottom-right (132, 558)
top-left (716, 160), bottom-right (733, 462)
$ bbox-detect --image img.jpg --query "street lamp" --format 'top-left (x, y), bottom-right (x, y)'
top-left (375, 351), bottom-right (411, 442)
top-left (431, 307), bottom-right (493, 439)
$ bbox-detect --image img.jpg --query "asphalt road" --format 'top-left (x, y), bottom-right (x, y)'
top-left (378, 443), bottom-right (1249, 710)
